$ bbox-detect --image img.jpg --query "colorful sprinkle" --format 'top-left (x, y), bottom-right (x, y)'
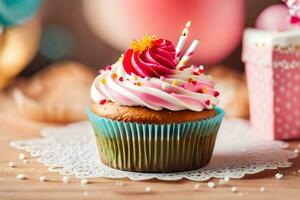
top-left (105, 65), bottom-right (112, 70)
top-left (99, 99), bottom-right (107, 105)
top-left (111, 73), bottom-right (118, 79)
top-left (188, 77), bottom-right (193, 83)
top-left (172, 80), bottom-right (177, 86)
top-left (214, 91), bottom-right (220, 97)
top-left (136, 82), bottom-right (142, 86)
top-left (198, 88), bottom-right (208, 94)
top-left (178, 67), bottom-right (185, 71)
top-left (118, 77), bottom-right (124, 82)
top-left (101, 79), bottom-right (106, 84)
top-left (205, 100), bottom-right (210, 105)
top-left (192, 80), bottom-right (197, 85)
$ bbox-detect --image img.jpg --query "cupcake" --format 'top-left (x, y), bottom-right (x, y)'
top-left (87, 34), bottom-right (224, 172)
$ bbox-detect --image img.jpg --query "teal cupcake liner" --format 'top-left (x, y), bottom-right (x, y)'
top-left (86, 107), bottom-right (225, 173)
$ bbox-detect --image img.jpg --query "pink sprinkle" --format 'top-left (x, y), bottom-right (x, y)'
top-left (205, 100), bottom-right (210, 105)
top-left (105, 65), bottom-right (112, 70)
top-left (160, 76), bottom-right (165, 80)
top-left (99, 99), bottom-right (107, 105)
top-left (192, 80), bottom-right (197, 85)
top-left (118, 77), bottom-right (124, 82)
top-left (214, 91), bottom-right (220, 97)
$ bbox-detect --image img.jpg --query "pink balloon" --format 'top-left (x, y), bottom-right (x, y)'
top-left (256, 4), bottom-right (294, 31)
top-left (83, 0), bottom-right (245, 65)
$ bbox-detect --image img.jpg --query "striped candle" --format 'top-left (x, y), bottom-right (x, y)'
top-left (177, 39), bottom-right (200, 68)
top-left (175, 21), bottom-right (191, 57)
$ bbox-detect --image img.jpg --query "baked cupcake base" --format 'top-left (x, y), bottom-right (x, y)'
top-left (87, 105), bottom-right (224, 173)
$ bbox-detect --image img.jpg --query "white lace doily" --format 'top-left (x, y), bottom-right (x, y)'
top-left (10, 119), bottom-right (297, 181)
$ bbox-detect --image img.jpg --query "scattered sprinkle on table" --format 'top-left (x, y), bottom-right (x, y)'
top-left (230, 186), bottom-right (237, 193)
top-left (224, 177), bottom-right (230, 182)
top-left (8, 162), bottom-right (15, 168)
top-left (81, 178), bottom-right (89, 185)
top-left (193, 183), bottom-right (200, 190)
top-left (18, 153), bottom-right (25, 160)
top-left (62, 176), bottom-right (70, 183)
top-left (207, 182), bottom-right (216, 188)
top-left (260, 187), bottom-right (266, 192)
top-left (39, 176), bottom-right (46, 182)
top-left (275, 173), bottom-right (283, 179)
top-left (145, 186), bottom-right (151, 192)
top-left (16, 173), bottom-right (26, 180)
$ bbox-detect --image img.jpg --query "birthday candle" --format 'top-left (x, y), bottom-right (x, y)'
top-left (175, 21), bottom-right (191, 57)
top-left (177, 39), bottom-right (200, 68)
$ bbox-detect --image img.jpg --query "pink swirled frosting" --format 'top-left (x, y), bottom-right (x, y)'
top-left (91, 62), bottom-right (219, 111)
top-left (91, 36), bottom-right (219, 111)
top-left (123, 39), bottom-right (177, 78)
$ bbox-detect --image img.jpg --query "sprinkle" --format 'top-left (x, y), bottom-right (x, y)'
top-left (145, 186), bottom-right (152, 192)
top-left (207, 182), bottom-right (215, 188)
top-left (8, 162), bottom-right (15, 168)
top-left (294, 149), bottom-right (299, 154)
top-left (178, 67), bottom-right (185, 71)
top-left (188, 77), bottom-right (193, 83)
top-left (260, 187), bottom-right (266, 192)
top-left (23, 160), bottom-right (29, 164)
top-left (81, 178), bottom-right (89, 185)
top-left (39, 176), bottom-right (46, 182)
top-left (192, 80), bottom-right (197, 85)
top-left (172, 80), bottom-right (177, 86)
top-left (118, 77), bottom-right (124, 82)
top-left (180, 84), bottom-right (185, 88)
top-left (111, 73), bottom-right (118, 79)
top-left (136, 82), bottom-right (142, 86)
top-left (160, 76), bottom-right (165, 80)
top-left (115, 181), bottom-right (125, 186)
top-left (199, 65), bottom-right (204, 72)
top-left (105, 65), bottom-right (112, 70)
top-left (99, 99), bottom-right (107, 105)
top-left (19, 153), bottom-right (25, 160)
top-left (275, 173), bottom-right (283, 179)
top-left (224, 177), bottom-right (230, 182)
top-left (193, 183), bottom-right (200, 190)
top-left (193, 72), bottom-right (200, 76)
top-left (16, 173), bottom-right (26, 180)
top-left (198, 88), bottom-right (208, 94)
top-left (205, 100), bottom-right (210, 106)
top-left (62, 176), bottom-right (70, 184)
top-left (162, 84), bottom-right (169, 90)
top-left (214, 91), bottom-right (220, 97)
top-left (101, 79), bottom-right (106, 84)
top-left (132, 75), bottom-right (138, 81)
top-left (230, 186), bottom-right (237, 193)
top-left (298, 169), bottom-right (300, 173)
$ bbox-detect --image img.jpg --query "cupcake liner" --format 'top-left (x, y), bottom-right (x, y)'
top-left (87, 107), bottom-right (225, 173)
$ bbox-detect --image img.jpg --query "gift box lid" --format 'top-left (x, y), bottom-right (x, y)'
top-left (242, 28), bottom-right (300, 65)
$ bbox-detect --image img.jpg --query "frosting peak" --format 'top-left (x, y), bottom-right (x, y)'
top-left (123, 36), bottom-right (178, 78)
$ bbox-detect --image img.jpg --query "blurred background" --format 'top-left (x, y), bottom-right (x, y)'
top-left (0, 0), bottom-right (282, 123)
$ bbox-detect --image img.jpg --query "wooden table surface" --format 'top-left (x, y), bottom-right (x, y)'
top-left (0, 92), bottom-right (300, 200)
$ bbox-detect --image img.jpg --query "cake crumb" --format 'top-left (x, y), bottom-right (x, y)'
top-left (145, 186), bottom-right (152, 192)
top-left (19, 153), bottom-right (25, 160)
top-left (275, 173), bottom-right (283, 179)
top-left (207, 182), bottom-right (216, 188)
top-left (16, 173), bottom-right (26, 180)
top-left (62, 176), bottom-right (70, 183)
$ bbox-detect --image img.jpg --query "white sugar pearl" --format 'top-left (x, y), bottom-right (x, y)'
top-left (275, 173), bottom-right (283, 179)
top-left (62, 176), bottom-right (70, 183)
top-left (199, 65), bottom-right (204, 70)
top-left (39, 176), bottom-right (46, 182)
top-left (145, 186), bottom-right (151, 192)
top-left (224, 177), bottom-right (230, 182)
top-left (207, 182), bottom-right (215, 188)
top-left (260, 187), bottom-right (266, 192)
top-left (8, 162), bottom-right (15, 168)
top-left (16, 173), bottom-right (26, 180)
top-left (23, 160), bottom-right (29, 164)
top-left (193, 183), bottom-right (200, 190)
top-left (19, 153), bottom-right (25, 160)
top-left (230, 186), bottom-right (237, 193)
top-left (81, 178), bottom-right (89, 185)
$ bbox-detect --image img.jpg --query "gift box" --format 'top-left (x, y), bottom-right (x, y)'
top-left (242, 28), bottom-right (300, 140)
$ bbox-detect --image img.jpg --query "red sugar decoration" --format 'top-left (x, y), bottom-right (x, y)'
top-left (214, 91), bottom-right (220, 97)
top-left (178, 67), bottom-right (185, 71)
top-left (193, 72), bottom-right (200, 76)
top-left (99, 99), bottom-right (107, 105)
top-left (205, 100), bottom-right (210, 105)
top-left (192, 80), bottom-right (197, 85)
top-left (118, 77), bottom-right (124, 81)
top-left (105, 65), bottom-right (112, 70)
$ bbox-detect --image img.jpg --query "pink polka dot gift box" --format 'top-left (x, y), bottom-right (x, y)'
top-left (242, 28), bottom-right (300, 140)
